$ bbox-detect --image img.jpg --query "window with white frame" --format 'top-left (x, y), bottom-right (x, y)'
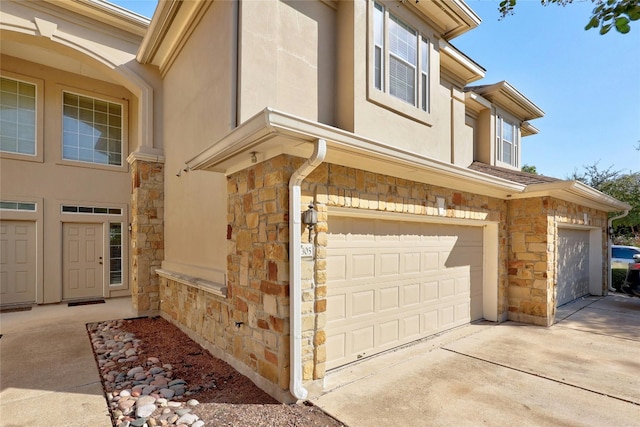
top-left (496, 116), bottom-right (519, 167)
top-left (62, 92), bottom-right (123, 166)
top-left (0, 76), bottom-right (37, 156)
top-left (372, 1), bottom-right (430, 113)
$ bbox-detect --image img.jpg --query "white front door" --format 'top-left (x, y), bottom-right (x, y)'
top-left (0, 220), bottom-right (37, 305)
top-left (63, 223), bottom-right (103, 300)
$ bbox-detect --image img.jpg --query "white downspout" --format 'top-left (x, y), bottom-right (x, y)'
top-left (288, 138), bottom-right (326, 400)
top-left (608, 210), bottom-right (629, 292)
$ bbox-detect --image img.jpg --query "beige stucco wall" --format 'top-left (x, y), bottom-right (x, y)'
top-left (0, 55), bottom-right (134, 303)
top-left (160, 1), bottom-right (235, 284)
top-left (335, 0), bottom-right (464, 163)
top-left (238, 0), bottom-right (337, 125)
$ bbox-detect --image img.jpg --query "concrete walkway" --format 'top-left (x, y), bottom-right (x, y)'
top-left (0, 298), bottom-right (137, 427)
top-left (1, 295), bottom-right (639, 426)
top-left (313, 294), bottom-right (640, 427)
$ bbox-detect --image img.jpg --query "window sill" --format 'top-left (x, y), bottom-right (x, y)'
top-left (367, 88), bottom-right (433, 127)
top-left (155, 268), bottom-right (227, 298)
top-left (0, 152), bottom-right (43, 163)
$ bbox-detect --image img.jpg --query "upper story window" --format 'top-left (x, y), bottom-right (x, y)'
top-left (62, 92), bottom-right (123, 166)
top-left (496, 116), bottom-right (519, 168)
top-left (370, 1), bottom-right (432, 122)
top-left (0, 76), bottom-right (36, 156)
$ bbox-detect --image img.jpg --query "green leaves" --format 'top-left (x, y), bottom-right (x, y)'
top-left (500, 0), bottom-right (639, 35)
top-left (615, 17), bottom-right (631, 33)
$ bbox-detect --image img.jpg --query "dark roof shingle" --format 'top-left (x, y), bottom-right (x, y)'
top-left (468, 162), bottom-right (560, 185)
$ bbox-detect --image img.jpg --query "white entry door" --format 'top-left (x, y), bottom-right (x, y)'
top-left (325, 216), bottom-right (483, 370)
top-left (0, 220), bottom-right (37, 305)
top-left (63, 223), bottom-right (104, 300)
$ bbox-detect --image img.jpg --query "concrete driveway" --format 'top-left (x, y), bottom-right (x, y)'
top-left (312, 294), bottom-right (640, 426)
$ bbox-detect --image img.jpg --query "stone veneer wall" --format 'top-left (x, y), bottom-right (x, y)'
top-left (156, 154), bottom-right (610, 400)
top-left (130, 160), bottom-right (164, 313)
top-left (159, 155), bottom-right (302, 402)
top-left (506, 197), bottom-right (608, 326)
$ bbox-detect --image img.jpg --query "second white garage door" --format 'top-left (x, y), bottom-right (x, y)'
top-left (325, 216), bottom-right (483, 370)
top-left (557, 228), bottom-right (591, 307)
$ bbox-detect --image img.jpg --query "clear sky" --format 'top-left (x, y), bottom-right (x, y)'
top-left (111, 0), bottom-right (639, 179)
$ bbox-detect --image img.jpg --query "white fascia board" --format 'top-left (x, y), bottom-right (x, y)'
top-left (43, 0), bottom-right (149, 36)
top-left (440, 41), bottom-right (485, 84)
top-left (515, 180), bottom-right (631, 212)
top-left (520, 121), bottom-right (539, 137)
top-left (136, 0), bottom-right (211, 75)
top-left (464, 91), bottom-right (491, 114)
top-left (187, 108), bottom-right (525, 198)
top-left (470, 81), bottom-right (544, 121)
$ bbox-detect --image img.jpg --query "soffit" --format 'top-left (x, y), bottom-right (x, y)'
top-left (42, 0), bottom-right (149, 36)
top-left (439, 41), bottom-right (485, 85)
top-left (136, 0), bottom-right (212, 76)
top-left (411, 0), bottom-right (481, 40)
top-left (466, 81), bottom-right (544, 122)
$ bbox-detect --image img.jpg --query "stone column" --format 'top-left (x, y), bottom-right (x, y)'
top-left (129, 157), bottom-right (164, 314)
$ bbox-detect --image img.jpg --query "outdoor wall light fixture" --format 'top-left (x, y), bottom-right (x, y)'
top-left (302, 203), bottom-right (318, 242)
top-left (176, 166), bottom-right (189, 177)
top-left (250, 152), bottom-right (258, 163)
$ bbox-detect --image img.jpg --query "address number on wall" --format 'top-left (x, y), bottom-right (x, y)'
top-left (300, 243), bottom-right (314, 259)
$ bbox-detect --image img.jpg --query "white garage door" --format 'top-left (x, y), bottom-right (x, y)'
top-left (326, 216), bottom-right (483, 370)
top-left (0, 220), bottom-right (37, 305)
top-left (557, 228), bottom-right (590, 306)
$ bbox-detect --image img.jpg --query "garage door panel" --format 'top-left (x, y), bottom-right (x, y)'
top-left (403, 314), bottom-right (420, 337)
top-left (379, 286), bottom-right (399, 310)
top-left (379, 253), bottom-right (400, 275)
top-left (352, 326), bottom-right (375, 353)
top-left (352, 254), bottom-right (375, 278)
top-left (352, 289), bottom-right (375, 317)
top-left (402, 283), bottom-right (420, 306)
top-left (327, 254), bottom-right (347, 281)
top-left (403, 252), bottom-right (421, 272)
top-left (379, 319), bottom-right (400, 345)
top-left (326, 217), bottom-right (484, 370)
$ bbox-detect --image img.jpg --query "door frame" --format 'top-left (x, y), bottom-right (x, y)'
top-left (59, 201), bottom-right (129, 299)
top-left (62, 221), bottom-right (105, 301)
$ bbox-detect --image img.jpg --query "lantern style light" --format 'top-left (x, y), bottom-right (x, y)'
top-left (301, 203), bottom-right (318, 242)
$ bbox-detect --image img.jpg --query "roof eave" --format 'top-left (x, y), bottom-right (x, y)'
top-left (43, 0), bottom-right (150, 36)
top-left (521, 121), bottom-right (539, 137)
top-left (440, 41), bottom-right (486, 85)
top-left (412, 0), bottom-right (481, 40)
top-left (515, 181), bottom-right (631, 212)
top-left (136, 0), bottom-right (212, 75)
top-left (467, 81), bottom-right (544, 121)
top-left (186, 108), bottom-right (525, 199)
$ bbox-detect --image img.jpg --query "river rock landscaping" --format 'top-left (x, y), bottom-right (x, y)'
top-left (87, 316), bottom-right (344, 427)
